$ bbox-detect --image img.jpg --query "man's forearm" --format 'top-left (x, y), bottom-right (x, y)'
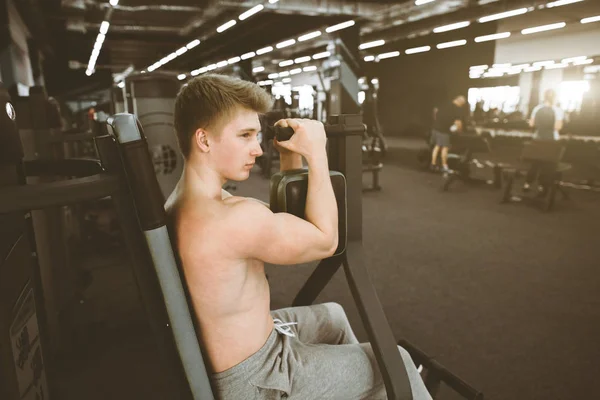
top-left (280, 154), bottom-right (304, 171)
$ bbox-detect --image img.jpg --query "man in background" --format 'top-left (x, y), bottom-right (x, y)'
top-left (430, 95), bottom-right (466, 173)
top-left (524, 89), bottom-right (564, 192)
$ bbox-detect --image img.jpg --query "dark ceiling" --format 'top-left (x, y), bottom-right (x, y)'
top-left (20, 0), bottom-right (600, 97)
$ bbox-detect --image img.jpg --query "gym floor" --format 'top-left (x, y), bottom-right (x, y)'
top-left (53, 138), bottom-right (600, 400)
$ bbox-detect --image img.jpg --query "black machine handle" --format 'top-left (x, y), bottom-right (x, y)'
top-left (272, 114), bottom-right (365, 141)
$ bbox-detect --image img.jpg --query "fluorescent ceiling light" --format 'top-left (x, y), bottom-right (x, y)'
top-left (109, 0), bottom-right (119, 6)
top-left (298, 31), bottom-right (321, 41)
top-left (483, 71), bottom-right (504, 77)
top-left (470, 64), bottom-right (488, 69)
top-left (177, 74), bottom-right (186, 81)
top-left (97, 33), bottom-right (106, 43)
top-left (191, 69), bottom-right (201, 76)
top-left (437, 39), bottom-right (466, 49)
top-left (574, 59), bottom-right (594, 65)
top-left (294, 56), bottom-right (311, 64)
top-left (279, 60), bottom-right (294, 67)
top-left (521, 22), bottom-right (566, 35)
top-left (276, 39), bottom-right (296, 49)
top-left (239, 4), bottom-right (263, 20)
top-left (217, 20), bottom-right (236, 33)
top-left (562, 56), bottom-right (587, 63)
top-left (474, 32), bottom-right (511, 42)
top-left (415, 0), bottom-right (435, 5)
top-left (290, 68), bottom-right (302, 75)
top-left (405, 46), bottom-right (430, 54)
top-left (268, 73), bottom-right (279, 79)
top-left (216, 61), bottom-right (228, 68)
top-left (546, 0), bottom-right (583, 8)
top-left (282, 78), bottom-right (292, 83)
top-left (359, 40), bottom-right (385, 50)
top-left (532, 60), bottom-right (555, 67)
top-left (545, 63), bottom-right (568, 69)
top-left (252, 66), bottom-right (265, 73)
top-left (268, 0), bottom-right (278, 3)
top-left (241, 52), bottom-right (256, 60)
top-left (176, 47), bottom-right (188, 56)
top-left (478, 8), bottom-right (527, 23)
top-left (303, 66), bottom-right (317, 72)
top-left (256, 46), bottom-right (273, 55)
top-left (433, 21), bottom-right (470, 33)
top-left (186, 39), bottom-right (200, 49)
top-left (228, 57), bottom-right (240, 64)
top-left (325, 20), bottom-right (355, 33)
top-left (364, 55), bottom-right (375, 62)
top-left (312, 51), bottom-right (330, 59)
top-left (378, 51), bottom-right (400, 59)
top-left (279, 71), bottom-right (290, 77)
top-left (581, 15), bottom-right (600, 24)
top-left (100, 21), bottom-right (110, 34)
top-left (524, 66), bottom-right (542, 72)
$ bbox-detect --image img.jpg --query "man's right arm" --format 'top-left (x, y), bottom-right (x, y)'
top-left (227, 200), bottom-right (338, 265)
top-left (529, 106), bottom-right (539, 128)
top-left (227, 119), bottom-right (338, 265)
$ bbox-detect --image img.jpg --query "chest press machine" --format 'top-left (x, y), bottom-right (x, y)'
top-left (1, 88), bottom-right (482, 398)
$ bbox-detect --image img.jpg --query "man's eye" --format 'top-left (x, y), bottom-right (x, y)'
top-left (242, 133), bottom-right (251, 138)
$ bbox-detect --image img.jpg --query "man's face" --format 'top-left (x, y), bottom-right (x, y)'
top-left (455, 96), bottom-right (466, 107)
top-left (209, 107), bottom-right (263, 181)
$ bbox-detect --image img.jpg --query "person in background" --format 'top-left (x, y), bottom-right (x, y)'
top-left (523, 89), bottom-right (564, 192)
top-left (430, 95), bottom-right (466, 173)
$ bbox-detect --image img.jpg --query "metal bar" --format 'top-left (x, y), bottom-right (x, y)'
top-left (24, 159), bottom-right (103, 178)
top-left (292, 256), bottom-right (343, 307)
top-left (398, 339), bottom-right (484, 400)
top-left (0, 174), bottom-right (119, 214)
top-left (343, 243), bottom-right (413, 400)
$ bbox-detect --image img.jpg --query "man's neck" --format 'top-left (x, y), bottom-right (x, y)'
top-left (182, 161), bottom-right (225, 201)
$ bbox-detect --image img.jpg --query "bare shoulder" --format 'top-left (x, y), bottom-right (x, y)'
top-left (224, 196), bottom-right (271, 224)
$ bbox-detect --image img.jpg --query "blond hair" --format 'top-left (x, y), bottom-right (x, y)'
top-left (174, 74), bottom-right (273, 158)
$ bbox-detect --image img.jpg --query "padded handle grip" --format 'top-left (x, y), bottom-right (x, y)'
top-left (273, 126), bottom-right (294, 141)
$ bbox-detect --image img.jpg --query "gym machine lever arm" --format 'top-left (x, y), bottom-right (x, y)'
top-left (0, 173), bottom-right (119, 214)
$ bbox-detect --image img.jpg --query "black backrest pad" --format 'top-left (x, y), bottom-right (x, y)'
top-left (270, 169), bottom-right (347, 256)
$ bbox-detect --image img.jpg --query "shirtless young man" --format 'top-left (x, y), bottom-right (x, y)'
top-left (166, 74), bottom-right (431, 400)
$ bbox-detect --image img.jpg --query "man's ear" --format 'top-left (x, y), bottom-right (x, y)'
top-left (194, 128), bottom-right (210, 152)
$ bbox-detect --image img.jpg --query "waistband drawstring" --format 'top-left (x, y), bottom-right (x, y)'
top-left (273, 318), bottom-right (298, 337)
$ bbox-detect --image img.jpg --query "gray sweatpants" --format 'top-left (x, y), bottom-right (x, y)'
top-left (211, 302), bottom-right (432, 400)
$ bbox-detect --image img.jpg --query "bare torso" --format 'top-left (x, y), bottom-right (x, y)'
top-left (167, 191), bottom-right (274, 373)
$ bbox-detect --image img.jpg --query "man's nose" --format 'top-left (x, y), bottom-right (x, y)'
top-left (251, 139), bottom-right (263, 157)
